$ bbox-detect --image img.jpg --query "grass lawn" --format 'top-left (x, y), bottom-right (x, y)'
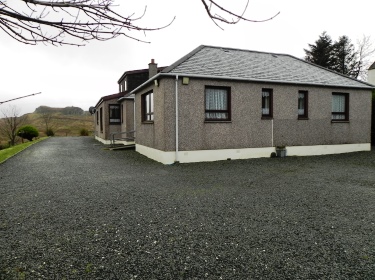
top-left (0, 137), bottom-right (47, 164)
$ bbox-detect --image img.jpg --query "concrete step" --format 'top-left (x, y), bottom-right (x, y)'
top-left (109, 144), bottom-right (135, 151)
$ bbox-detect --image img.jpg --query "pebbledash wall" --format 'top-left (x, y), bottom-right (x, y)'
top-left (119, 97), bottom-right (135, 142)
top-left (135, 77), bottom-right (371, 164)
top-left (95, 98), bottom-right (121, 144)
top-left (368, 65), bottom-right (375, 86)
top-left (94, 96), bottom-right (135, 145)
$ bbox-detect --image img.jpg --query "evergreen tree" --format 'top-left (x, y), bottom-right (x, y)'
top-left (304, 32), bottom-right (363, 79)
top-left (331, 36), bottom-right (359, 78)
top-left (304, 31), bottom-right (334, 69)
top-left (17, 125), bottom-right (39, 142)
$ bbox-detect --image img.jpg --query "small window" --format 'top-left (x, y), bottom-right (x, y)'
top-left (142, 91), bottom-right (154, 122)
top-left (205, 86), bottom-right (231, 121)
top-left (109, 104), bottom-right (121, 124)
top-left (121, 104), bottom-right (124, 124)
top-left (96, 111), bottom-right (99, 125)
top-left (119, 81), bottom-right (127, 92)
top-left (332, 93), bottom-right (349, 121)
top-left (262, 88), bottom-right (273, 118)
top-left (298, 91), bottom-right (308, 119)
top-left (99, 107), bottom-right (103, 132)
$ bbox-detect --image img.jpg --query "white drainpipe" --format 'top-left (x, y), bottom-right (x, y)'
top-left (133, 99), bottom-right (136, 140)
top-left (271, 119), bottom-right (274, 147)
top-left (175, 75), bottom-right (179, 163)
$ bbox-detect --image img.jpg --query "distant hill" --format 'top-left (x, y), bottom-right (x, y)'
top-left (0, 106), bottom-right (94, 146)
top-left (34, 105), bottom-right (89, 116)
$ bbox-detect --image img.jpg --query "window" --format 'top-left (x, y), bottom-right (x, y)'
top-left (262, 88), bottom-right (273, 118)
top-left (205, 86), bottom-right (231, 121)
top-left (96, 111), bottom-right (99, 125)
top-left (332, 93), bottom-right (349, 121)
top-left (298, 91), bottom-right (308, 119)
top-left (119, 81), bottom-right (127, 92)
top-left (121, 104), bottom-right (124, 124)
top-left (109, 104), bottom-right (121, 124)
top-left (99, 107), bottom-right (103, 132)
top-left (142, 91), bottom-right (154, 122)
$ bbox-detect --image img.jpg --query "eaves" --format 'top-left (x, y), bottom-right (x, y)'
top-left (130, 73), bottom-right (375, 95)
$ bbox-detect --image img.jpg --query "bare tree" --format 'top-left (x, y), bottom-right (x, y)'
top-left (0, 106), bottom-right (28, 146)
top-left (356, 35), bottom-right (375, 81)
top-left (40, 112), bottom-right (54, 135)
top-left (0, 0), bottom-right (279, 46)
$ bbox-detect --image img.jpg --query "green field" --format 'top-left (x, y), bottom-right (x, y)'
top-left (0, 109), bottom-right (94, 147)
top-left (0, 138), bottom-right (48, 164)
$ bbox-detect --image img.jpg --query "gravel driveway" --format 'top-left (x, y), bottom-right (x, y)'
top-left (0, 137), bottom-right (374, 279)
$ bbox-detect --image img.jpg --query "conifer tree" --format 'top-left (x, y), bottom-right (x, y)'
top-left (304, 32), bottom-right (364, 79)
top-left (331, 36), bottom-right (359, 78)
top-left (304, 31), bottom-right (334, 69)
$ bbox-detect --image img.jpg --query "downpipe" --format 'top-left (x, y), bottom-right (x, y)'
top-left (175, 75), bottom-right (179, 163)
top-left (271, 119), bottom-right (274, 147)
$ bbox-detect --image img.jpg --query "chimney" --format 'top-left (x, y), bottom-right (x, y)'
top-left (149, 59), bottom-right (157, 79)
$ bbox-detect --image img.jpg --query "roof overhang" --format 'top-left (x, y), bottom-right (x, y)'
top-left (130, 73), bottom-right (375, 95)
top-left (95, 92), bottom-right (126, 108)
top-left (117, 93), bottom-right (135, 103)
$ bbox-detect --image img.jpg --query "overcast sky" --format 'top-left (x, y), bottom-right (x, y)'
top-left (1, 0), bottom-right (374, 115)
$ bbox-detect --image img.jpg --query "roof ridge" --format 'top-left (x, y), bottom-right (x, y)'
top-left (162, 45), bottom-right (293, 73)
top-left (200, 44), bottom-right (290, 57)
top-left (162, 45), bottom-right (206, 73)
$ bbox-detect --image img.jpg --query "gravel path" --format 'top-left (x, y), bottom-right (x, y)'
top-left (0, 137), bottom-right (374, 279)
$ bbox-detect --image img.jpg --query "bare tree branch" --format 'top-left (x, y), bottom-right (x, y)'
top-left (0, 92), bottom-right (41, 105)
top-left (200, 0), bottom-right (280, 29)
top-left (0, 0), bottom-right (279, 46)
top-left (356, 35), bottom-right (375, 81)
top-left (0, 0), bottom-right (175, 46)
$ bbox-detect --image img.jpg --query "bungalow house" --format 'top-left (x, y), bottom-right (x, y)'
top-left (128, 45), bottom-right (374, 164)
top-left (94, 60), bottom-right (164, 144)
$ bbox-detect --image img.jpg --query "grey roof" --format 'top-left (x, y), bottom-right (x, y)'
top-left (162, 45), bottom-right (373, 89)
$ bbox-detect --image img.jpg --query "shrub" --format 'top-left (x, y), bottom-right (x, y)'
top-left (80, 128), bottom-right (89, 136)
top-left (45, 128), bottom-right (55, 136)
top-left (17, 125), bottom-right (39, 141)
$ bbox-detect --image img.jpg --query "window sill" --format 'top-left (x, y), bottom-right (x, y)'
top-left (261, 116), bottom-right (273, 120)
top-left (298, 117), bottom-right (309, 120)
top-left (142, 121), bottom-right (154, 124)
top-left (331, 120), bottom-right (349, 123)
top-left (204, 120), bottom-right (232, 123)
